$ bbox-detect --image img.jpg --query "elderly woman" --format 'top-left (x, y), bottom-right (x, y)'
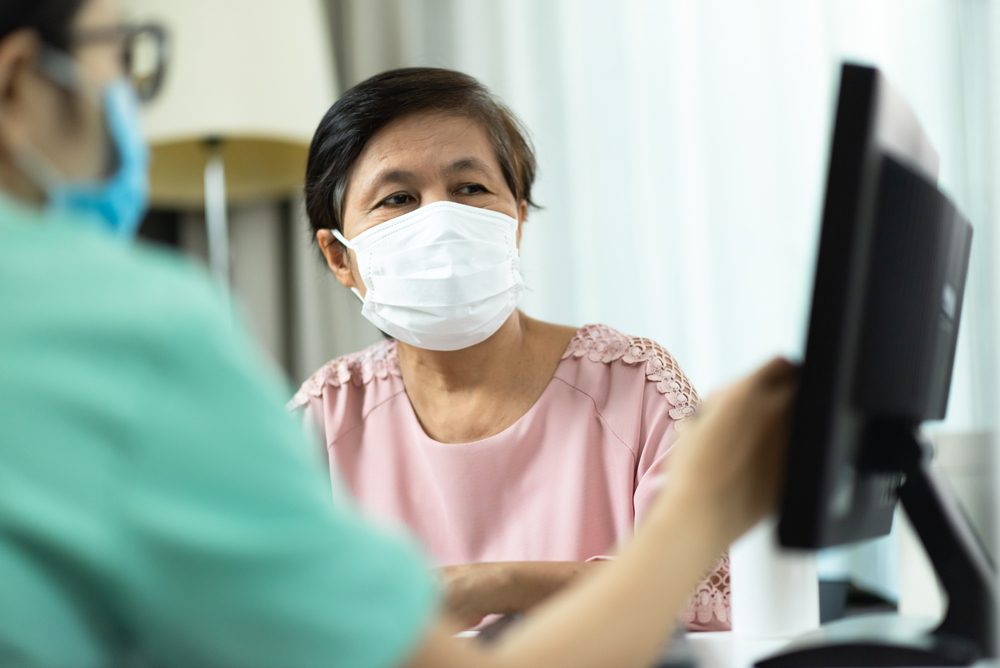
top-left (290, 67), bottom-right (728, 630)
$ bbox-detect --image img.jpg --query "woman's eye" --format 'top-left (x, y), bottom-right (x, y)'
top-left (459, 184), bottom-right (487, 196)
top-left (379, 193), bottom-right (412, 207)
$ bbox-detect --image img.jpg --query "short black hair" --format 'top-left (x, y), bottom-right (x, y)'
top-left (305, 67), bottom-right (538, 242)
top-left (0, 0), bottom-right (87, 52)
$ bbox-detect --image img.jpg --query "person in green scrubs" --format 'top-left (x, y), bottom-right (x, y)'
top-left (0, 0), bottom-right (797, 667)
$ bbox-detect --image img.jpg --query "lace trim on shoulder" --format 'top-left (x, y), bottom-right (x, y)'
top-left (563, 324), bottom-right (699, 421)
top-left (287, 339), bottom-right (400, 410)
top-left (683, 552), bottom-right (730, 631)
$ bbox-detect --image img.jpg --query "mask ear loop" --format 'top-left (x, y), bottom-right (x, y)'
top-left (13, 47), bottom-right (86, 194)
top-left (330, 227), bottom-right (354, 250)
top-left (329, 228), bottom-right (365, 304)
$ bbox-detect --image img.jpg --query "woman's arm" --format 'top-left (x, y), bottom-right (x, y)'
top-left (411, 496), bottom-right (724, 668)
top-left (403, 358), bottom-right (797, 668)
top-left (438, 561), bottom-right (603, 628)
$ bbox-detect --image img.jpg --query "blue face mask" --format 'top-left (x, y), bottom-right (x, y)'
top-left (16, 60), bottom-right (151, 240)
top-left (50, 79), bottom-right (151, 240)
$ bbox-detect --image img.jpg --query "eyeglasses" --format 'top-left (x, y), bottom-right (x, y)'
top-left (71, 23), bottom-right (169, 103)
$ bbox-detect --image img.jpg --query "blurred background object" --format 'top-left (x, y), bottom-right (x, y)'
top-left (123, 0), bottom-right (998, 620)
top-left (124, 0), bottom-right (346, 371)
top-left (137, 0), bottom-right (334, 212)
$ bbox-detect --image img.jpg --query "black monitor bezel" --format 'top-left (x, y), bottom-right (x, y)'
top-left (778, 64), bottom-right (940, 549)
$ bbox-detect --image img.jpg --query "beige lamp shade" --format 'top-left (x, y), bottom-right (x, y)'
top-left (122, 0), bottom-right (337, 208)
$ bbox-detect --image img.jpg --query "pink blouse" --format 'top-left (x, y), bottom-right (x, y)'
top-left (290, 324), bottom-right (730, 631)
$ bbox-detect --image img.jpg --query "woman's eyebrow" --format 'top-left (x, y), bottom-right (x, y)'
top-left (360, 159), bottom-right (493, 199)
top-left (367, 169), bottom-right (417, 190)
top-left (357, 169), bottom-right (417, 203)
top-left (443, 158), bottom-right (493, 176)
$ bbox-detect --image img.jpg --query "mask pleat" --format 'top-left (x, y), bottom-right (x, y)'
top-left (369, 262), bottom-right (521, 307)
top-left (371, 291), bottom-right (522, 344)
top-left (370, 239), bottom-right (511, 277)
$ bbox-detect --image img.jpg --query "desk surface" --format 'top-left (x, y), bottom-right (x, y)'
top-left (463, 624), bottom-right (994, 668)
top-left (685, 632), bottom-right (790, 668)
top-left (683, 632), bottom-right (996, 668)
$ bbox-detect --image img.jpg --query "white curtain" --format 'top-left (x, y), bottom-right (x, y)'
top-left (320, 0), bottom-right (997, 434)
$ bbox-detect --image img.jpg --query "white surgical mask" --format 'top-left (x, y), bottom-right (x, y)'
top-left (332, 201), bottom-right (524, 351)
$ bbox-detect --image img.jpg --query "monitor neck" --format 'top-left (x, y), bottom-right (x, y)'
top-left (864, 421), bottom-right (995, 653)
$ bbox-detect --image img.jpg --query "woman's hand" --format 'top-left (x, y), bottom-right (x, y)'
top-left (438, 562), bottom-right (598, 629)
top-left (655, 357), bottom-right (798, 548)
top-left (438, 563), bottom-right (513, 629)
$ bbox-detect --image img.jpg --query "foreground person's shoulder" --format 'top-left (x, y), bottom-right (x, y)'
top-left (287, 338), bottom-right (402, 411)
top-left (40, 233), bottom-right (252, 360)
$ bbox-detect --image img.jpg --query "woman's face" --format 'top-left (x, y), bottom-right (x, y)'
top-left (319, 110), bottom-right (527, 296)
top-left (0, 0), bottom-right (124, 202)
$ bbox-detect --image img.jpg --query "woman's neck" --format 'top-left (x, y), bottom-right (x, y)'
top-left (397, 311), bottom-right (528, 393)
top-left (396, 311), bottom-right (577, 443)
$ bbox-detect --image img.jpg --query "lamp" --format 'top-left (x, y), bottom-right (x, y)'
top-left (122, 0), bottom-right (337, 283)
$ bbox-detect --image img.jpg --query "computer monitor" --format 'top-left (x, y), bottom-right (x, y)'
top-left (756, 64), bottom-right (994, 667)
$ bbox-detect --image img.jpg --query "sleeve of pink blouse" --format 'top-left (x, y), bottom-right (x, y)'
top-left (632, 348), bottom-right (731, 633)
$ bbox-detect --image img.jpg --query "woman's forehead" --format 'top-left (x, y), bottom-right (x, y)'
top-left (352, 111), bottom-right (502, 181)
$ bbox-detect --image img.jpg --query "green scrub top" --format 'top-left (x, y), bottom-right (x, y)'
top-left (0, 196), bottom-right (437, 668)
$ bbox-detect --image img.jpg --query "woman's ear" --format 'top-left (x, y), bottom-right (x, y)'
top-left (316, 229), bottom-right (361, 291)
top-left (0, 31), bottom-right (44, 201)
top-left (0, 31), bottom-right (36, 144)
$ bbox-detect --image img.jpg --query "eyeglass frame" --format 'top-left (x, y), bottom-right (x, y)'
top-left (38, 22), bottom-right (170, 104)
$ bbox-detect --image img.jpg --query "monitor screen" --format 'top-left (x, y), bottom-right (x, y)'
top-left (777, 64), bottom-right (973, 550)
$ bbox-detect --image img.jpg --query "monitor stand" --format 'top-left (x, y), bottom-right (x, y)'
top-left (756, 423), bottom-right (995, 667)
